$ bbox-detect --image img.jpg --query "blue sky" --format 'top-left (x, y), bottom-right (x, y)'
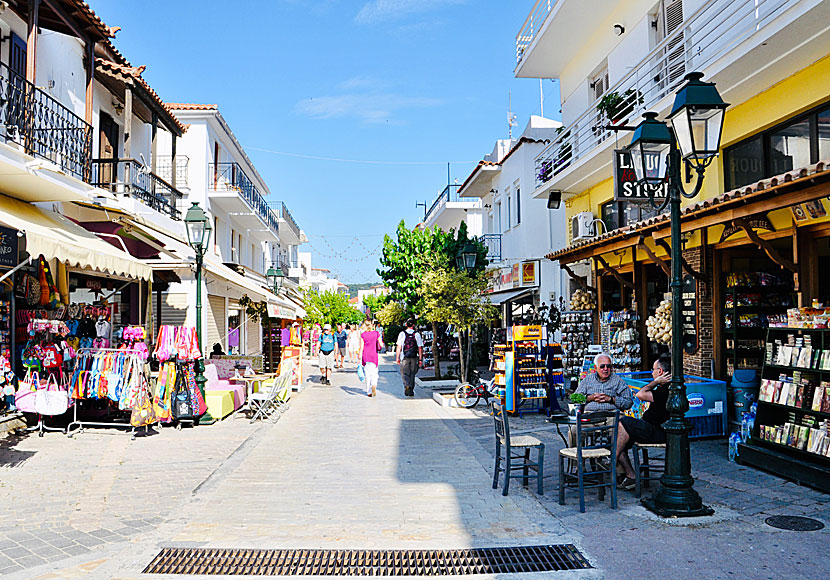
top-left (92, 0), bottom-right (560, 283)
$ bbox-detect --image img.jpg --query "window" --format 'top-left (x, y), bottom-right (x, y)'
top-left (231, 229), bottom-right (237, 262)
top-left (213, 217), bottom-right (219, 254)
top-left (515, 182), bottom-right (521, 226)
top-left (505, 191), bottom-right (512, 229)
top-left (590, 65), bottom-right (609, 102)
top-left (601, 201), bottom-right (619, 233)
top-left (496, 202), bottom-right (502, 233)
top-left (251, 244), bottom-right (256, 269)
top-left (724, 101), bottom-right (830, 190)
top-left (601, 200), bottom-right (667, 233)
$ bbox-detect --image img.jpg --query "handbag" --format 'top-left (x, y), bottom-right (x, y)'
top-left (130, 384), bottom-right (157, 427)
top-left (357, 364), bottom-right (365, 382)
top-left (35, 374), bottom-right (70, 416)
top-left (15, 370), bottom-right (40, 413)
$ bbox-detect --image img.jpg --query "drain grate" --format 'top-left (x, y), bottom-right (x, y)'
top-left (764, 515), bottom-right (825, 531)
top-left (143, 545), bottom-right (591, 576)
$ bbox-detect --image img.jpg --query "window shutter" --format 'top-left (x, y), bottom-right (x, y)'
top-left (663, 0), bottom-right (686, 85)
top-left (207, 295), bottom-right (226, 352)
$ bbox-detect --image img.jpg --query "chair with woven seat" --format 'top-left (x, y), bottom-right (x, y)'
top-left (632, 442), bottom-right (666, 498)
top-left (558, 410), bottom-right (619, 513)
top-left (491, 400), bottom-right (544, 496)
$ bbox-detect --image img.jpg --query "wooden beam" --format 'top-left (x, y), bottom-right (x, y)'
top-left (26, 0), bottom-right (40, 84)
top-left (85, 40), bottom-right (94, 130)
top-left (561, 263), bottom-right (597, 292)
top-left (638, 235), bottom-right (671, 277)
top-left (41, 0), bottom-right (92, 43)
top-left (151, 110), bottom-right (158, 173)
top-left (596, 255), bottom-right (635, 289)
top-left (651, 237), bottom-right (706, 281)
top-left (734, 218), bottom-right (797, 273)
top-left (171, 135), bottom-right (177, 189)
top-left (123, 85), bottom-right (132, 159)
top-left (553, 234), bottom-right (639, 264)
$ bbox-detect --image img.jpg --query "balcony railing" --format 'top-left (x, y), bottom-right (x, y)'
top-left (0, 60), bottom-right (92, 181)
top-left (532, 0), bottom-right (792, 190)
top-left (156, 155), bottom-right (189, 188)
top-left (424, 184), bottom-right (463, 223)
top-left (91, 158), bottom-right (183, 219)
top-left (210, 162), bottom-right (279, 234)
top-left (479, 233), bottom-right (502, 263)
top-left (270, 201), bottom-right (301, 240)
top-left (516, 0), bottom-right (558, 65)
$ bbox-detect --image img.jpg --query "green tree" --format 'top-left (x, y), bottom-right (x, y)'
top-left (362, 293), bottom-right (389, 319)
top-left (419, 268), bottom-right (496, 383)
top-left (303, 289), bottom-right (364, 326)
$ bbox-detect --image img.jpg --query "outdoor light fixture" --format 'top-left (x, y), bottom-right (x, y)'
top-left (267, 264), bottom-right (286, 293)
top-left (614, 24), bottom-right (625, 35)
top-left (456, 241), bottom-right (478, 272)
top-left (547, 190), bottom-right (562, 210)
top-left (623, 71), bottom-right (728, 519)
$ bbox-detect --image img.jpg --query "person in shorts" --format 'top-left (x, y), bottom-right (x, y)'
top-left (615, 354), bottom-right (671, 491)
top-left (318, 324), bottom-right (336, 385)
top-left (335, 323), bottom-right (348, 368)
top-left (395, 319), bottom-right (423, 397)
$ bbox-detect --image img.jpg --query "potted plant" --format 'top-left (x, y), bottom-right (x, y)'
top-left (597, 88), bottom-right (643, 125)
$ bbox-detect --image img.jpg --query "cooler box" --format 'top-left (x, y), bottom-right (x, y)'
top-left (617, 372), bottom-right (727, 438)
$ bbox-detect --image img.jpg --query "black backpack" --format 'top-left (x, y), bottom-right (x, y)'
top-left (403, 332), bottom-right (418, 359)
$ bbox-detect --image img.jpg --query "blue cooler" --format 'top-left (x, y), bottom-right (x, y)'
top-left (728, 369), bottom-right (760, 426)
top-left (618, 372), bottom-right (728, 438)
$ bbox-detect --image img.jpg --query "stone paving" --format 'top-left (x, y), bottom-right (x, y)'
top-left (0, 356), bottom-right (827, 579)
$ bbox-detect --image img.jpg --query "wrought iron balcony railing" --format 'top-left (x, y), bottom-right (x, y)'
top-left (531, 0), bottom-right (792, 190)
top-left (210, 162), bottom-right (279, 234)
top-left (479, 233), bottom-right (502, 263)
top-left (269, 201), bottom-right (301, 240)
top-left (0, 60), bottom-right (92, 181)
top-left (515, 0), bottom-right (559, 65)
top-left (91, 158), bottom-right (183, 219)
top-left (425, 184), bottom-right (464, 223)
top-left (156, 155), bottom-right (189, 188)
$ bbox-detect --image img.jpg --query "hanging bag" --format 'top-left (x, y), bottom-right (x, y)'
top-left (15, 370), bottom-right (40, 413)
top-left (130, 375), bottom-right (157, 427)
top-left (172, 369), bottom-right (194, 420)
top-left (35, 373), bottom-right (70, 416)
top-left (357, 364), bottom-right (365, 382)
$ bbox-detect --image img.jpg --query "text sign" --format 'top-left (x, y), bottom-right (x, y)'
top-left (719, 214), bottom-right (775, 243)
top-left (681, 274), bottom-right (698, 355)
top-left (0, 225), bottom-right (19, 268)
top-left (613, 150), bottom-right (669, 203)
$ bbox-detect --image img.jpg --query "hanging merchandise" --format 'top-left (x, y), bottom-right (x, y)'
top-left (14, 370), bottom-right (39, 413)
top-left (154, 325), bottom-right (177, 362)
top-left (34, 374), bottom-right (70, 416)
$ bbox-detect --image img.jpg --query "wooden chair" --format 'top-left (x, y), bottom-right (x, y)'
top-left (491, 400), bottom-right (545, 496)
top-left (558, 410), bottom-right (619, 513)
top-left (632, 442), bottom-right (666, 498)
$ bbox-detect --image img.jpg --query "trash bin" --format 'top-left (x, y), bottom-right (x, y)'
top-left (728, 369), bottom-right (759, 426)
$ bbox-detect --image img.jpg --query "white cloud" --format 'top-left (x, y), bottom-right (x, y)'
top-left (296, 92), bottom-right (441, 124)
top-left (355, 0), bottom-right (465, 25)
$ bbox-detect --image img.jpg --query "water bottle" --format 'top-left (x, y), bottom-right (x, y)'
top-left (728, 432), bottom-right (742, 462)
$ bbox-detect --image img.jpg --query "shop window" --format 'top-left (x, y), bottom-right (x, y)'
top-left (769, 118), bottom-right (811, 175)
top-left (818, 108), bottom-right (830, 160)
top-left (601, 201), bottom-right (619, 232)
top-left (725, 136), bottom-right (763, 190)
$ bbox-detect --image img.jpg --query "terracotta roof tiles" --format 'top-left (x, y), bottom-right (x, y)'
top-left (165, 103), bottom-right (219, 111)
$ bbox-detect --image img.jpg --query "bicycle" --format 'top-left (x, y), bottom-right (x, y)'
top-left (454, 371), bottom-right (495, 409)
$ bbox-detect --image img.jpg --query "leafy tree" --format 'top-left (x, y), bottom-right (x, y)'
top-left (362, 293), bottom-right (389, 319)
top-left (375, 301), bottom-right (405, 327)
top-left (419, 268), bottom-right (496, 383)
top-left (303, 289), bottom-right (364, 326)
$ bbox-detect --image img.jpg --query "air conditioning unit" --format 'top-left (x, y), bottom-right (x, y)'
top-left (571, 212), bottom-right (595, 242)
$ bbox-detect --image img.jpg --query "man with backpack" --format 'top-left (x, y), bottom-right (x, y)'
top-left (395, 319), bottom-right (423, 397)
top-left (318, 324), bottom-right (337, 385)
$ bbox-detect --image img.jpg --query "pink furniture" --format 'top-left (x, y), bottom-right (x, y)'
top-left (204, 363), bottom-right (246, 410)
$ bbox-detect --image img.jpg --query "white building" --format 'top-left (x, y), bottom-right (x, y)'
top-left (458, 116), bottom-right (567, 323)
top-left (421, 183), bottom-right (483, 235)
top-left (357, 285), bottom-right (391, 314)
top-left (299, 252), bottom-right (348, 296)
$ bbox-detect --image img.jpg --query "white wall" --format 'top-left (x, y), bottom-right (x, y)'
top-left (35, 31), bottom-right (86, 120)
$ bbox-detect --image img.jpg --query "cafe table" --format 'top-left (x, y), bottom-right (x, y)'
top-left (230, 374), bottom-right (279, 415)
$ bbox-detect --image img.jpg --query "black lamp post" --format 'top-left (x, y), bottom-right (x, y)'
top-left (456, 241), bottom-right (478, 272)
top-left (184, 202), bottom-right (212, 418)
top-left (626, 72), bottom-right (727, 518)
top-left (267, 265), bottom-right (286, 294)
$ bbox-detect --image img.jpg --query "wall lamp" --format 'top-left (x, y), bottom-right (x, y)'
top-left (547, 190), bottom-right (562, 210)
top-left (614, 24), bottom-right (625, 36)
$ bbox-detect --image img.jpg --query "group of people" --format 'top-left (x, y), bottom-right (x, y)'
top-left (316, 319), bottom-right (425, 398)
top-left (573, 352), bottom-right (672, 492)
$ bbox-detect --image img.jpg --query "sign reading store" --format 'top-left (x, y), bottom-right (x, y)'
top-left (613, 150), bottom-right (668, 202)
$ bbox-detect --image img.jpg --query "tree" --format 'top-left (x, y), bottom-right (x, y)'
top-left (375, 301), bottom-right (405, 327)
top-left (362, 293), bottom-right (389, 319)
top-left (303, 289), bottom-right (364, 326)
top-left (419, 268), bottom-right (496, 383)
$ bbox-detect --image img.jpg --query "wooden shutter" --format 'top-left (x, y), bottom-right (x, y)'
top-left (246, 318), bottom-right (260, 355)
top-left (663, 0), bottom-right (685, 85)
top-left (207, 295), bottom-right (226, 352)
top-left (155, 293), bottom-right (188, 330)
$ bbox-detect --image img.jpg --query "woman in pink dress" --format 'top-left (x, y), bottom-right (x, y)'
top-left (358, 320), bottom-right (384, 397)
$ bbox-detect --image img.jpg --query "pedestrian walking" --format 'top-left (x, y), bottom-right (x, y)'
top-left (395, 319), bottom-right (423, 397)
top-left (318, 324), bottom-right (336, 384)
top-left (335, 323), bottom-right (348, 368)
top-left (347, 323), bottom-right (361, 365)
top-left (358, 320), bottom-right (384, 397)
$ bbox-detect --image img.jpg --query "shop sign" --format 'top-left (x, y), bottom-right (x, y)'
top-left (687, 392), bottom-right (705, 409)
top-left (485, 266), bottom-right (515, 293)
top-left (267, 303), bottom-right (281, 318)
top-left (512, 264), bottom-right (520, 288)
top-left (0, 225), bottom-right (18, 268)
top-left (681, 274), bottom-right (698, 354)
top-left (521, 261), bottom-right (539, 287)
top-left (509, 324), bottom-right (546, 341)
top-left (718, 214), bottom-right (775, 243)
top-left (85, 279), bottom-right (102, 291)
top-left (613, 150), bottom-right (669, 203)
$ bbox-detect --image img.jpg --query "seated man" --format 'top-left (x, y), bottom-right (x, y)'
top-left (569, 353), bottom-right (633, 446)
top-left (616, 354), bottom-right (671, 491)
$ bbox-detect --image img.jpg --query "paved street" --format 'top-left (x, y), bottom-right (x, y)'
top-left (0, 355), bottom-right (827, 579)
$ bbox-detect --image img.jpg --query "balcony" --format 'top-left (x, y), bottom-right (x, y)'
top-left (0, 60), bottom-right (91, 182)
top-left (530, 0), bottom-right (822, 196)
top-left (269, 201), bottom-right (302, 245)
top-left (91, 158), bottom-right (183, 219)
top-left (424, 184), bottom-right (482, 232)
top-left (210, 162), bottom-right (279, 239)
top-left (156, 155), bottom-right (189, 189)
top-left (479, 233), bottom-right (502, 263)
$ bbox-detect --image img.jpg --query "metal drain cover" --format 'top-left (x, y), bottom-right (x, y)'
top-left (143, 545), bottom-right (591, 576)
top-left (765, 515), bottom-right (825, 531)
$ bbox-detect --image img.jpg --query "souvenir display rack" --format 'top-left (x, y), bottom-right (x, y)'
top-left (421, 328), bottom-right (434, 369)
top-left (601, 310), bottom-right (640, 373)
top-left (561, 311), bottom-right (593, 379)
top-left (737, 326), bottom-right (830, 492)
top-left (504, 325), bottom-right (549, 417)
top-left (492, 344), bottom-right (508, 400)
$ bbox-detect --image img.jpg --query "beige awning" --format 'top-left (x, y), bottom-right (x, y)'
top-left (0, 194), bottom-right (151, 280)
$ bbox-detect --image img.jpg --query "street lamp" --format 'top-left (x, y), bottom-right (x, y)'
top-left (456, 241), bottom-right (478, 272)
top-left (626, 72), bottom-right (728, 518)
top-left (267, 265), bottom-right (285, 294)
top-left (184, 202), bottom-right (213, 420)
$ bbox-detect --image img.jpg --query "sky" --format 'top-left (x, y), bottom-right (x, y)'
top-left (92, 0), bottom-right (561, 284)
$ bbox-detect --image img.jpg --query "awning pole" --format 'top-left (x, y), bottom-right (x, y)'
top-left (0, 256), bottom-right (33, 285)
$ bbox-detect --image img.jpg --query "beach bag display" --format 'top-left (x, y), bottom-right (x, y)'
top-left (172, 372), bottom-right (195, 420)
top-left (35, 374), bottom-right (70, 416)
top-left (130, 386), bottom-right (157, 427)
top-left (15, 370), bottom-right (40, 413)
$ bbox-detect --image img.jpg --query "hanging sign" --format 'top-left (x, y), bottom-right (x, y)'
top-left (512, 263), bottom-right (521, 288)
top-left (613, 150), bottom-right (669, 203)
top-left (521, 260), bottom-right (539, 287)
top-left (0, 226), bottom-right (18, 268)
top-left (510, 324), bottom-right (546, 341)
top-left (718, 214), bottom-right (775, 243)
top-left (681, 274), bottom-right (698, 354)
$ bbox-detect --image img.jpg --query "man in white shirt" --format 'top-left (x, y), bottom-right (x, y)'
top-left (395, 319), bottom-right (423, 397)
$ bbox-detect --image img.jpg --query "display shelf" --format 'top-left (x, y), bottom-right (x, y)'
top-left (503, 326), bottom-right (550, 416)
top-left (737, 441), bottom-right (830, 492)
top-left (758, 400), bottom-right (830, 419)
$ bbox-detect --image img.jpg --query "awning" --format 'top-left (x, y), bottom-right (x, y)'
top-left (0, 194), bottom-right (151, 280)
top-left (487, 288), bottom-right (533, 305)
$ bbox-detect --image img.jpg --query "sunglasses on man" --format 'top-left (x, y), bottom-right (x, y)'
top-left (598, 364), bottom-right (613, 369)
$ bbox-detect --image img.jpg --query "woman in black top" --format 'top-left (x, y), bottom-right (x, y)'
top-left (616, 354), bottom-right (672, 490)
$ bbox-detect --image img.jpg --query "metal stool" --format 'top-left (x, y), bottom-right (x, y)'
top-left (632, 442), bottom-right (666, 498)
